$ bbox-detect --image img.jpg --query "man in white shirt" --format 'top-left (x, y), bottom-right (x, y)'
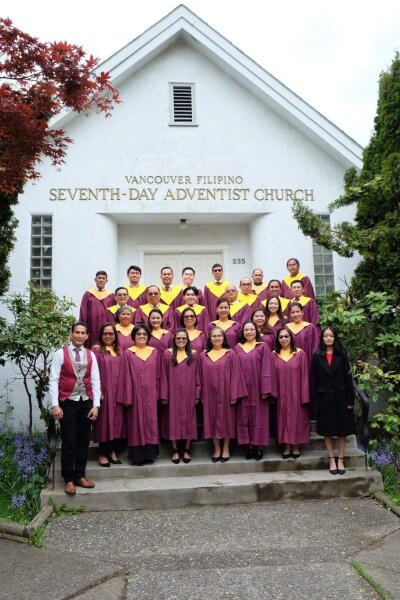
top-left (50, 322), bottom-right (101, 496)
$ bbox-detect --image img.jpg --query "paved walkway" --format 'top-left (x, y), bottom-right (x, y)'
top-left (0, 498), bottom-right (399, 599)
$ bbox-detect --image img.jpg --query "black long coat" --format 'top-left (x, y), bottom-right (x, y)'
top-left (310, 351), bottom-right (356, 437)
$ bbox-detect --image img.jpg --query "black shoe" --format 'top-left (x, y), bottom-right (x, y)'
top-left (182, 451), bottom-right (191, 464)
top-left (107, 455), bottom-right (122, 465)
top-left (98, 457), bottom-right (110, 467)
top-left (220, 456), bottom-right (230, 463)
top-left (211, 455), bottom-right (221, 463)
top-left (255, 449), bottom-right (264, 461)
top-left (246, 448), bottom-right (255, 460)
top-left (171, 451), bottom-right (180, 464)
top-left (337, 457), bottom-right (346, 475)
top-left (282, 453), bottom-right (291, 459)
top-left (291, 453), bottom-right (301, 459)
top-left (329, 456), bottom-right (338, 475)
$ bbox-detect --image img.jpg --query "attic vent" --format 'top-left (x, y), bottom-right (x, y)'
top-left (170, 83), bottom-right (197, 126)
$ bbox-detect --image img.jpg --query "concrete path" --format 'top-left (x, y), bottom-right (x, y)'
top-left (0, 498), bottom-right (399, 599)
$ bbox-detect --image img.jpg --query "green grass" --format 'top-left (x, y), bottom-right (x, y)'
top-left (352, 561), bottom-right (390, 600)
top-left (380, 464), bottom-right (400, 506)
top-left (0, 494), bottom-right (30, 524)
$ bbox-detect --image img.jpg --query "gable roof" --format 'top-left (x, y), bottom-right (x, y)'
top-left (54, 4), bottom-right (363, 169)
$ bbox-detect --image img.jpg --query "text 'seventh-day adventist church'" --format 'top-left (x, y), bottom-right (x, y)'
top-left (5, 5), bottom-right (362, 419)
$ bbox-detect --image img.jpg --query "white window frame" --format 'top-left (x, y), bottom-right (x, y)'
top-left (169, 82), bottom-right (198, 127)
top-left (312, 214), bottom-right (335, 296)
top-left (30, 214), bottom-right (53, 288)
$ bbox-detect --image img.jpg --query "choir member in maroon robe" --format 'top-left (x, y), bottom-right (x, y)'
top-left (174, 286), bottom-right (209, 331)
top-left (115, 306), bottom-right (135, 351)
top-left (224, 285), bottom-right (250, 325)
top-left (310, 327), bottom-right (355, 475)
top-left (124, 265), bottom-right (147, 307)
top-left (160, 329), bottom-right (200, 463)
top-left (281, 258), bottom-right (316, 299)
top-left (135, 285), bottom-right (174, 330)
top-left (159, 266), bottom-right (182, 310)
top-left (271, 326), bottom-right (310, 458)
top-left (79, 271), bottom-right (115, 347)
top-left (207, 298), bottom-right (241, 349)
top-left (198, 327), bottom-right (247, 461)
top-left (287, 302), bottom-right (319, 365)
top-left (92, 323), bottom-right (125, 467)
top-left (251, 308), bottom-right (275, 351)
top-left (106, 287), bottom-right (136, 320)
top-left (284, 281), bottom-right (320, 325)
top-left (234, 322), bottom-right (271, 459)
top-left (203, 263), bottom-right (231, 320)
top-left (177, 267), bottom-right (204, 305)
top-left (261, 280), bottom-right (291, 313)
top-left (118, 324), bottom-right (160, 466)
top-left (251, 268), bottom-right (269, 302)
top-left (264, 295), bottom-right (287, 334)
top-left (148, 308), bottom-right (173, 352)
top-left (238, 277), bottom-right (261, 312)
top-left (180, 308), bottom-right (207, 352)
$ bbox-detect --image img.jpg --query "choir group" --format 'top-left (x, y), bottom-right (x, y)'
top-left (50, 259), bottom-right (356, 496)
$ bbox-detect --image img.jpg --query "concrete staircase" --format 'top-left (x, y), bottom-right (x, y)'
top-left (41, 434), bottom-right (382, 511)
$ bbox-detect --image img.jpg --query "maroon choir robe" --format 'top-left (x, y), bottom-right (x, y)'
top-left (203, 281), bottom-right (230, 321)
top-left (116, 327), bottom-right (134, 351)
top-left (234, 343), bottom-right (272, 445)
top-left (198, 350), bottom-right (247, 439)
top-left (176, 287), bottom-right (204, 306)
top-left (284, 298), bottom-right (320, 325)
top-left (288, 323), bottom-right (319, 366)
top-left (229, 302), bottom-right (251, 325)
top-left (148, 330), bottom-right (173, 353)
top-left (281, 275), bottom-right (316, 300)
top-left (207, 321), bottom-right (241, 349)
top-left (118, 348), bottom-right (160, 447)
top-left (188, 331), bottom-right (206, 352)
top-left (159, 350), bottom-right (200, 441)
top-left (261, 331), bottom-right (275, 351)
top-left (271, 349), bottom-right (310, 445)
top-left (134, 304), bottom-right (175, 331)
top-left (92, 347), bottom-right (125, 443)
top-left (79, 290), bottom-right (114, 347)
top-left (174, 304), bottom-right (210, 332)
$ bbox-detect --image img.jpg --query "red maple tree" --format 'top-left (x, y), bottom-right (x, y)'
top-left (0, 17), bottom-right (121, 195)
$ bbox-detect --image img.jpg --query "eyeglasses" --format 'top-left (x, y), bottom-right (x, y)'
top-left (212, 268), bottom-right (222, 272)
top-left (278, 335), bottom-right (290, 339)
top-left (175, 337), bottom-right (188, 341)
top-left (183, 314), bottom-right (196, 319)
top-left (103, 332), bottom-right (115, 336)
top-left (148, 292), bottom-right (159, 296)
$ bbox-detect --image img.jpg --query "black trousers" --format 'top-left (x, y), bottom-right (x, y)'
top-left (60, 398), bottom-right (93, 482)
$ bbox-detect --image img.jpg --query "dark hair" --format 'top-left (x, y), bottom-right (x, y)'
top-left (95, 270), bottom-right (107, 278)
top-left (238, 321), bottom-right (262, 344)
top-left (148, 308), bottom-right (164, 330)
top-left (274, 326), bottom-right (297, 353)
top-left (182, 286), bottom-right (199, 297)
top-left (98, 322), bottom-right (120, 354)
top-left (115, 286), bottom-right (128, 295)
top-left (131, 324), bottom-right (150, 342)
top-left (251, 308), bottom-right (270, 334)
top-left (286, 258), bottom-right (300, 268)
top-left (182, 266), bottom-right (195, 275)
top-left (317, 326), bottom-right (346, 357)
top-left (160, 266), bottom-right (173, 274)
top-left (206, 326), bottom-right (230, 351)
top-left (115, 305), bottom-right (134, 323)
top-left (211, 263), bottom-right (223, 271)
top-left (180, 307), bottom-right (198, 327)
top-left (288, 301), bottom-right (304, 315)
top-left (71, 321), bottom-right (88, 333)
top-left (290, 279), bottom-right (304, 288)
top-left (127, 265), bottom-right (142, 275)
top-left (267, 279), bottom-right (281, 289)
top-left (171, 328), bottom-right (193, 365)
top-left (215, 297), bottom-right (231, 320)
top-left (265, 295), bottom-right (285, 324)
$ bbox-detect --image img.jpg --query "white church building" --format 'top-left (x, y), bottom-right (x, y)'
top-left (9, 4), bottom-right (362, 305)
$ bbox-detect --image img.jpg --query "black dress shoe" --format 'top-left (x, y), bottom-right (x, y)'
top-left (108, 456), bottom-right (122, 465)
top-left (337, 457), bottom-right (346, 475)
top-left (220, 456), bottom-right (230, 463)
top-left (329, 457), bottom-right (338, 475)
top-left (282, 453), bottom-right (291, 459)
top-left (246, 448), bottom-right (255, 460)
top-left (255, 449), bottom-right (264, 461)
top-left (211, 455), bottom-right (221, 463)
top-left (291, 453), bottom-right (301, 459)
top-left (98, 459), bottom-right (110, 467)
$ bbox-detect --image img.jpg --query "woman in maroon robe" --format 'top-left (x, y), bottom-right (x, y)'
top-left (251, 307), bottom-right (275, 351)
top-left (148, 309), bottom-right (173, 353)
top-left (234, 322), bottom-right (271, 459)
top-left (271, 326), bottom-right (310, 458)
top-left (207, 298), bottom-right (241, 349)
top-left (180, 307), bottom-right (207, 352)
top-left (118, 324), bottom-right (160, 466)
top-left (160, 329), bottom-right (199, 463)
top-left (287, 302), bottom-right (319, 365)
top-left (198, 327), bottom-right (247, 462)
top-left (79, 271), bottom-right (115, 347)
top-left (281, 258), bottom-right (316, 299)
top-left (174, 286), bottom-right (210, 332)
top-left (115, 306), bottom-right (135, 351)
top-left (92, 322), bottom-right (125, 466)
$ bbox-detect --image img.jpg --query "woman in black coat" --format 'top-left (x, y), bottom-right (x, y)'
top-left (310, 327), bottom-right (355, 475)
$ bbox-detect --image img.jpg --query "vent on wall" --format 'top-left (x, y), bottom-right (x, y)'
top-left (170, 83), bottom-right (196, 125)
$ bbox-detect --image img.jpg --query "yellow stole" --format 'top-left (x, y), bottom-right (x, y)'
top-left (291, 296), bottom-right (312, 307)
top-left (287, 321), bottom-right (311, 334)
top-left (125, 283), bottom-right (147, 301)
top-left (205, 280), bottom-right (230, 298)
top-left (140, 303), bottom-right (170, 316)
top-left (229, 300), bottom-right (246, 317)
top-left (107, 304), bottom-right (135, 314)
top-left (88, 288), bottom-right (112, 300)
top-left (283, 273), bottom-right (307, 287)
top-left (115, 323), bottom-right (133, 336)
top-left (177, 303), bottom-right (205, 315)
top-left (238, 292), bottom-right (258, 306)
top-left (160, 285), bottom-right (182, 306)
top-left (252, 283), bottom-right (268, 295)
top-left (262, 297), bottom-right (290, 311)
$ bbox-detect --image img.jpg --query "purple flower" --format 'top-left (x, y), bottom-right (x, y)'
top-left (370, 451), bottom-right (393, 468)
top-left (11, 494), bottom-right (26, 509)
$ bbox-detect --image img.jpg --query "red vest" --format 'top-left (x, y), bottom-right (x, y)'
top-left (58, 346), bottom-right (93, 402)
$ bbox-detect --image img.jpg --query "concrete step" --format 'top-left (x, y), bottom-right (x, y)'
top-left (52, 448), bottom-right (366, 481)
top-left (41, 468), bottom-right (382, 511)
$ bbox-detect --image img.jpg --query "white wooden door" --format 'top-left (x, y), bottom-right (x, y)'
top-left (143, 251), bottom-right (223, 288)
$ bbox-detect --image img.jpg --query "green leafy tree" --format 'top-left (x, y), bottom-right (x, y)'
top-left (0, 284), bottom-right (74, 435)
